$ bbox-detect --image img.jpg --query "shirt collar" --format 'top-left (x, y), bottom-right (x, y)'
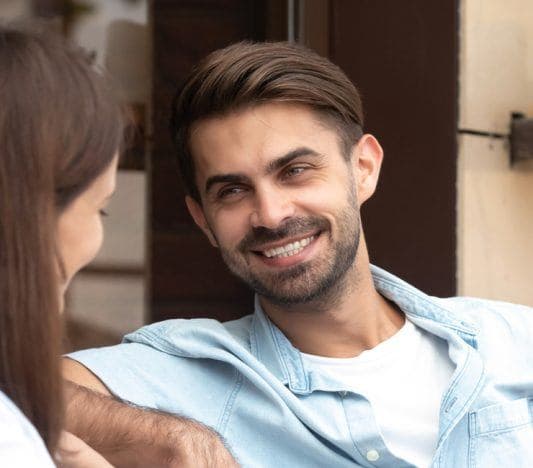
top-left (249, 264), bottom-right (480, 394)
top-left (250, 296), bottom-right (308, 391)
top-left (370, 265), bottom-right (478, 346)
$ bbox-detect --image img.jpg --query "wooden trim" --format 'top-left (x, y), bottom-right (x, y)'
top-left (81, 265), bottom-right (144, 277)
top-left (297, 0), bottom-right (329, 56)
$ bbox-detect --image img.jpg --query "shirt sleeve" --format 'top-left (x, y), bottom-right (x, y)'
top-left (67, 341), bottom-right (235, 430)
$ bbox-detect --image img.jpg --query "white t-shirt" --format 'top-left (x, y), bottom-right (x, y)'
top-left (302, 318), bottom-right (455, 468)
top-left (0, 390), bottom-right (55, 466)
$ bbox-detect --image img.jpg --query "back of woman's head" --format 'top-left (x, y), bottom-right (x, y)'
top-left (0, 22), bottom-right (124, 453)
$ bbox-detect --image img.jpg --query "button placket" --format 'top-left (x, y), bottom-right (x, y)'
top-left (366, 449), bottom-right (380, 462)
top-left (340, 393), bottom-right (412, 467)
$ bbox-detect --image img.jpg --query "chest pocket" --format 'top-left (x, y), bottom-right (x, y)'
top-left (468, 397), bottom-right (533, 468)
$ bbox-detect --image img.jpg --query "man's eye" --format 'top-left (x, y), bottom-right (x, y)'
top-left (218, 186), bottom-right (246, 199)
top-left (284, 165), bottom-right (307, 178)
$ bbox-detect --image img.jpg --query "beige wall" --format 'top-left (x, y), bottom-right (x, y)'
top-left (67, 0), bottom-right (149, 337)
top-left (0, 0), bottom-right (30, 19)
top-left (68, 170), bottom-right (146, 336)
top-left (458, 0), bottom-right (533, 305)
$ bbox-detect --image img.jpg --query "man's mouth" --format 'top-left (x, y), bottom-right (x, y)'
top-left (260, 235), bottom-right (316, 259)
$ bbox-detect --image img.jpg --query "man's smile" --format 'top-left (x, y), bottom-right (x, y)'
top-left (262, 234), bottom-right (315, 258)
top-left (248, 232), bottom-right (323, 268)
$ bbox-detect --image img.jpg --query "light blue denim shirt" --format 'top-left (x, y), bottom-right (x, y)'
top-left (69, 266), bottom-right (533, 467)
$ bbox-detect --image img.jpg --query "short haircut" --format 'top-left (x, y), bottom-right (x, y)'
top-left (171, 41), bottom-right (364, 202)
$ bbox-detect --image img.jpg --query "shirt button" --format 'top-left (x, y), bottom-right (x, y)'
top-left (366, 449), bottom-right (380, 462)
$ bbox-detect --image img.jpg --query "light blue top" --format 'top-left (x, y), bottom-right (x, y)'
top-left (69, 265), bottom-right (533, 468)
top-left (0, 390), bottom-right (55, 466)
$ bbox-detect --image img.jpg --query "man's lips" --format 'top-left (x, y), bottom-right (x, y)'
top-left (250, 231), bottom-right (321, 259)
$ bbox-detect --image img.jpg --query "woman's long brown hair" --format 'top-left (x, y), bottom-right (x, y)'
top-left (0, 23), bottom-right (124, 453)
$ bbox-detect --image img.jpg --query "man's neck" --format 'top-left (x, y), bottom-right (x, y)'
top-left (259, 254), bottom-right (405, 358)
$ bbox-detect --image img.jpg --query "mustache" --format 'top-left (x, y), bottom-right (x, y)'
top-left (238, 216), bottom-right (329, 252)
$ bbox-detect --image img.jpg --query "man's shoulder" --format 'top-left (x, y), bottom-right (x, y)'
top-left (437, 296), bottom-right (533, 357)
top-left (438, 295), bottom-right (533, 328)
top-left (372, 265), bottom-right (533, 338)
top-left (66, 314), bottom-right (259, 414)
top-left (123, 313), bottom-right (255, 358)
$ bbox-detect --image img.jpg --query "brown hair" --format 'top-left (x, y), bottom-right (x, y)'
top-left (0, 23), bottom-right (124, 453)
top-left (171, 41), bottom-right (364, 201)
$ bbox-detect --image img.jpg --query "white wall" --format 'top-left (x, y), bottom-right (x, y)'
top-left (458, 0), bottom-right (533, 305)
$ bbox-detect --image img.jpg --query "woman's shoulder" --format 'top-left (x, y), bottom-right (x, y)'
top-left (0, 390), bottom-right (55, 466)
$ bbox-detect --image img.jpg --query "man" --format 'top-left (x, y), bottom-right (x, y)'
top-left (64, 42), bottom-right (533, 467)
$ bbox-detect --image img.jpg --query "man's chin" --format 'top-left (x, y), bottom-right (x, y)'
top-left (248, 275), bottom-right (329, 306)
top-left (246, 257), bottom-right (355, 308)
top-left (225, 252), bottom-right (347, 305)
top-left (257, 285), bottom-right (336, 307)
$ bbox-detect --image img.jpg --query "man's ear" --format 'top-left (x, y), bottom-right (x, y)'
top-left (185, 196), bottom-right (219, 247)
top-left (351, 134), bottom-right (384, 205)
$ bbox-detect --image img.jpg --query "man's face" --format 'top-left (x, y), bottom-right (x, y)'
top-left (187, 103), bottom-right (372, 306)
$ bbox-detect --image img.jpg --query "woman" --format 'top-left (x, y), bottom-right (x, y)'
top-left (0, 22), bottom-right (125, 465)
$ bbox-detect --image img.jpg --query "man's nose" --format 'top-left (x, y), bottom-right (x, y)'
top-left (249, 187), bottom-right (295, 229)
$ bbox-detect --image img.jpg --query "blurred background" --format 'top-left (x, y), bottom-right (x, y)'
top-left (1, 0), bottom-right (532, 351)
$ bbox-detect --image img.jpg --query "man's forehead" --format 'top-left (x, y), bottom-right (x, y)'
top-left (189, 103), bottom-right (335, 173)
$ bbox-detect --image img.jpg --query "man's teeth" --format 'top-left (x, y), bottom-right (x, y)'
top-left (263, 236), bottom-right (315, 258)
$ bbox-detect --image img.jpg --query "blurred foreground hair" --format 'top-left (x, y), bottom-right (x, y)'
top-left (0, 21), bottom-right (124, 453)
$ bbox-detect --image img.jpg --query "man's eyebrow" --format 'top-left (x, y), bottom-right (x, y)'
top-left (265, 147), bottom-right (321, 174)
top-left (205, 173), bottom-right (251, 195)
top-left (204, 147), bottom-right (320, 195)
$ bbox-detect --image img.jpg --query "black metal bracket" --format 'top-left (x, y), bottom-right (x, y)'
top-left (458, 112), bottom-right (533, 166)
top-left (510, 112), bottom-right (533, 165)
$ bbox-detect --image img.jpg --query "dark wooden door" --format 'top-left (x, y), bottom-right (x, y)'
top-left (326, 1), bottom-right (458, 296)
top-left (150, 1), bottom-right (287, 322)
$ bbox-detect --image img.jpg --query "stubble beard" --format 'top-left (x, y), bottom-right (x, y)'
top-left (218, 186), bottom-right (361, 309)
